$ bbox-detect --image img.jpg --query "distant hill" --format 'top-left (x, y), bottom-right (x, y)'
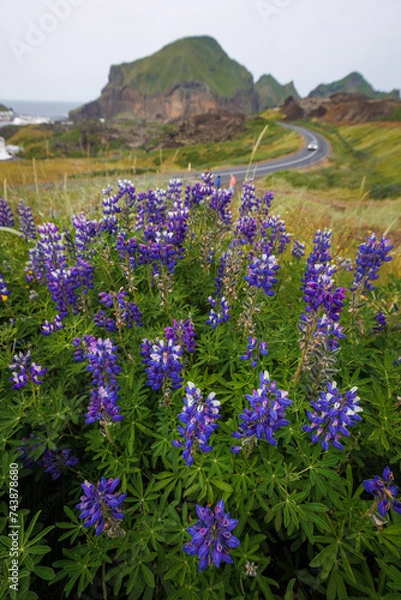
top-left (309, 72), bottom-right (400, 101)
top-left (72, 36), bottom-right (258, 122)
top-left (255, 75), bottom-right (299, 110)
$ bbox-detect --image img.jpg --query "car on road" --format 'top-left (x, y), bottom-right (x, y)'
top-left (307, 141), bottom-right (318, 151)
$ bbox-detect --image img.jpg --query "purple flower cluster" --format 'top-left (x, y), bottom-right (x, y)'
top-left (303, 264), bottom-right (347, 322)
top-left (17, 200), bottom-right (36, 240)
top-left (262, 215), bottom-right (290, 255)
top-left (72, 212), bottom-right (99, 258)
top-left (209, 188), bottom-right (233, 226)
top-left (0, 274), bottom-right (10, 300)
top-left (232, 371), bottom-right (291, 451)
top-left (73, 336), bottom-right (123, 425)
top-left (0, 197), bottom-right (14, 227)
top-left (240, 337), bottom-right (268, 368)
top-left (302, 229), bottom-right (332, 289)
top-left (77, 477), bottom-right (126, 536)
top-left (94, 289), bottom-right (142, 331)
top-left (303, 382), bottom-right (362, 450)
top-left (234, 216), bottom-right (257, 246)
top-left (26, 222), bottom-right (93, 317)
top-left (172, 382), bottom-right (221, 466)
top-left (375, 311), bottom-right (387, 331)
top-left (244, 252), bottom-right (280, 297)
top-left (165, 319), bottom-right (196, 353)
top-left (351, 233), bottom-right (393, 292)
top-left (42, 314), bottom-right (65, 336)
top-left (18, 435), bottom-right (78, 479)
top-left (183, 500), bottom-right (240, 571)
top-left (292, 240), bottom-right (305, 258)
top-left (363, 467), bottom-right (401, 517)
top-left (206, 296), bottom-right (230, 329)
top-left (42, 448), bottom-right (79, 480)
top-left (140, 337), bottom-right (184, 391)
top-left (9, 351), bottom-right (47, 389)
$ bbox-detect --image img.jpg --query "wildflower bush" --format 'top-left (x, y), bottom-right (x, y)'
top-left (0, 176), bottom-right (401, 600)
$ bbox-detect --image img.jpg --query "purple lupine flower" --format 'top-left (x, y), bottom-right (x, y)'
top-left (239, 180), bottom-right (258, 216)
top-left (231, 371), bottom-right (291, 451)
top-left (141, 337), bottom-right (184, 391)
top-left (95, 290), bottom-right (142, 331)
top-left (262, 215), bottom-right (290, 255)
top-left (303, 264), bottom-right (347, 322)
top-left (172, 382), bottom-right (221, 466)
top-left (312, 314), bottom-right (346, 352)
top-left (244, 252), bottom-right (280, 297)
top-left (292, 240), bottom-right (305, 258)
top-left (183, 500), bottom-right (240, 571)
top-left (42, 447), bottom-right (79, 480)
top-left (209, 188), bottom-right (233, 226)
top-left (302, 229), bottom-right (332, 291)
top-left (234, 216), bottom-right (258, 246)
top-left (42, 314), bottom-right (65, 336)
top-left (206, 296), bottom-right (230, 329)
top-left (375, 311), bottom-right (387, 331)
top-left (303, 382), bottom-right (362, 451)
top-left (199, 171), bottom-right (214, 196)
top-left (73, 336), bottom-right (123, 425)
top-left (0, 274), bottom-right (10, 300)
top-left (240, 337), bottom-right (268, 368)
top-left (72, 213), bottom-right (99, 258)
top-left (351, 233), bottom-right (393, 292)
top-left (77, 477), bottom-right (126, 536)
top-left (394, 357), bottom-right (401, 366)
top-left (165, 319), bottom-right (196, 353)
top-left (0, 197), bottom-right (14, 227)
top-left (9, 351), bottom-right (47, 389)
top-left (363, 467), bottom-right (401, 517)
top-left (17, 200), bottom-right (36, 240)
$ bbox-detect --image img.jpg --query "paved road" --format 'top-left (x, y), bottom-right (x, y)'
top-left (208, 122), bottom-right (329, 185)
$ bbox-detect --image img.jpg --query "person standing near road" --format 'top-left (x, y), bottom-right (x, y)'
top-left (229, 174), bottom-right (236, 194)
top-left (215, 175), bottom-right (221, 189)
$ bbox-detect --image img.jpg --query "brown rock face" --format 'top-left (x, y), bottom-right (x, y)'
top-left (73, 81), bottom-right (258, 123)
top-left (281, 93), bottom-right (401, 124)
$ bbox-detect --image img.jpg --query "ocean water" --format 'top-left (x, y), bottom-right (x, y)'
top-left (0, 100), bottom-right (84, 119)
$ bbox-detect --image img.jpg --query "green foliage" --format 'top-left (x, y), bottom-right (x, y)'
top-left (0, 185), bottom-right (401, 600)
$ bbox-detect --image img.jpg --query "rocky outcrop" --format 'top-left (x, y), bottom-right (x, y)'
top-left (255, 75), bottom-right (299, 110)
top-left (71, 36), bottom-right (258, 123)
top-left (309, 72), bottom-right (400, 101)
top-left (72, 81), bottom-right (257, 123)
top-left (281, 93), bottom-right (401, 124)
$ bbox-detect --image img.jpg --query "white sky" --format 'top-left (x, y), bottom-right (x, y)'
top-left (1, 0), bottom-right (400, 102)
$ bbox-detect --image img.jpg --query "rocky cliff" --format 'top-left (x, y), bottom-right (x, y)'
top-left (309, 72), bottom-right (400, 101)
top-left (72, 37), bottom-right (258, 123)
top-left (282, 93), bottom-right (401, 124)
top-left (255, 75), bottom-right (299, 110)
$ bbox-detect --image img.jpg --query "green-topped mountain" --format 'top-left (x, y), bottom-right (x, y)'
top-left (255, 74), bottom-right (299, 110)
top-left (72, 36), bottom-right (258, 122)
top-left (309, 72), bottom-right (400, 101)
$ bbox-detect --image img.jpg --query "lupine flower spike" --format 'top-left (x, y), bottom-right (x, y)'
top-left (77, 477), bottom-right (126, 537)
top-left (183, 500), bottom-right (240, 571)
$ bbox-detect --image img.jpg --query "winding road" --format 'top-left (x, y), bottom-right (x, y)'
top-left (206, 123), bottom-right (330, 185)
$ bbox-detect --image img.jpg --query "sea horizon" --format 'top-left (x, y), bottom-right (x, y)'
top-left (0, 99), bottom-right (87, 119)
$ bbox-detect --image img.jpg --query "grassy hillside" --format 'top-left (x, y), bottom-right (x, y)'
top-left (255, 75), bottom-right (299, 110)
top-left (104, 36), bottom-right (254, 98)
top-left (309, 72), bottom-right (400, 100)
top-left (0, 113), bottom-right (302, 186)
top-left (272, 121), bottom-right (401, 199)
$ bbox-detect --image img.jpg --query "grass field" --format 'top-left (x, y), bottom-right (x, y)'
top-left (275, 120), bottom-right (401, 199)
top-left (0, 112), bottom-right (302, 187)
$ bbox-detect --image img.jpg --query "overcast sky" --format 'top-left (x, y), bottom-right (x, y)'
top-left (1, 0), bottom-right (400, 102)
